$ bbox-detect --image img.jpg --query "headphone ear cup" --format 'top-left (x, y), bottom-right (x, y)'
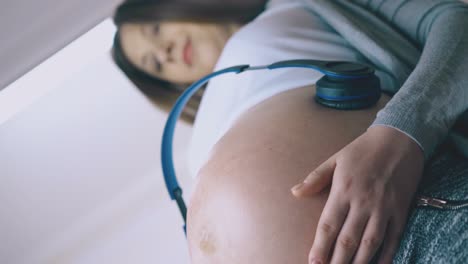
top-left (314, 94), bottom-right (380, 110)
top-left (315, 75), bottom-right (381, 110)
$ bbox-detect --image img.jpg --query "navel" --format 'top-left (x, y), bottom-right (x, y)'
top-left (198, 227), bottom-right (217, 255)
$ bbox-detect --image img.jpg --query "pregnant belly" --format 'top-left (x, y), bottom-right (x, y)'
top-left (187, 85), bottom-right (391, 263)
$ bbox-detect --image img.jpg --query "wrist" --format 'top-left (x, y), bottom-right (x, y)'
top-left (367, 125), bottom-right (424, 159)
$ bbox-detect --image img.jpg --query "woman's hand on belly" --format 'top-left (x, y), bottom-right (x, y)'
top-left (292, 125), bottom-right (424, 264)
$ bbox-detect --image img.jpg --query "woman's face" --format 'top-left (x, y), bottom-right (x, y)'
top-left (119, 21), bottom-right (238, 83)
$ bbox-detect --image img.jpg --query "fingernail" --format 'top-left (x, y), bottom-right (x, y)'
top-left (291, 182), bottom-right (305, 192)
top-left (309, 257), bottom-right (322, 264)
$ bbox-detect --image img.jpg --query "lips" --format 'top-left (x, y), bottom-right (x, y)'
top-left (183, 38), bottom-right (193, 66)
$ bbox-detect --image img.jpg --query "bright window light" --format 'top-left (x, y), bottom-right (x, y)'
top-left (0, 19), bottom-right (116, 125)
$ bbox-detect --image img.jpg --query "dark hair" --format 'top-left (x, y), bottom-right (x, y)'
top-left (112, 0), bottom-right (264, 123)
top-left (114, 0), bottom-right (264, 25)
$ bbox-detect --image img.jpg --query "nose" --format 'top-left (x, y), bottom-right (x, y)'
top-left (154, 42), bottom-right (174, 63)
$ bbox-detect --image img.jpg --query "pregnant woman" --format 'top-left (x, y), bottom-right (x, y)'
top-left (112, 0), bottom-right (468, 262)
top-left (187, 0), bottom-right (468, 263)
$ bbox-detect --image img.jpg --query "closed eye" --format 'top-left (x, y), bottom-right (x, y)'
top-left (141, 54), bottom-right (162, 74)
top-left (152, 23), bottom-right (160, 35)
top-left (153, 55), bottom-right (162, 73)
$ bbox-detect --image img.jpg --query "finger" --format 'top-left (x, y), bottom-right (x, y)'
top-left (352, 214), bottom-right (387, 264)
top-left (377, 218), bottom-right (406, 264)
top-left (292, 155), bottom-right (336, 197)
top-left (329, 208), bottom-right (369, 264)
top-left (309, 195), bottom-right (349, 264)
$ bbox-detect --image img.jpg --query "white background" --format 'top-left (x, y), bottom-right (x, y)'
top-left (0, 20), bottom-right (194, 264)
top-left (0, 0), bottom-right (123, 90)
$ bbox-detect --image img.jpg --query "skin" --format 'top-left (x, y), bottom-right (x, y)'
top-left (187, 86), bottom-right (402, 263)
top-left (119, 21), bottom-right (240, 83)
top-left (294, 125), bottom-right (423, 264)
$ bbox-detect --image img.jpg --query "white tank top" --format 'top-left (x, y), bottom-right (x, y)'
top-left (188, 0), bottom-right (371, 178)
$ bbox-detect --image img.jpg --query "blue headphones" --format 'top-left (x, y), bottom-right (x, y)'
top-left (161, 59), bottom-right (381, 235)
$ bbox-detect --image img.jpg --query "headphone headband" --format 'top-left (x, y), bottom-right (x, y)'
top-left (161, 60), bottom-right (381, 235)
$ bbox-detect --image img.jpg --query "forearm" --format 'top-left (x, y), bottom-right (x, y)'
top-left (365, 1), bottom-right (468, 159)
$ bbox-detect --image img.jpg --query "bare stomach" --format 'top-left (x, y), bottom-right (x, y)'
top-left (187, 86), bottom-right (390, 263)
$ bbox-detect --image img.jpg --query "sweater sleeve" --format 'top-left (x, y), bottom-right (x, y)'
top-left (362, 0), bottom-right (468, 160)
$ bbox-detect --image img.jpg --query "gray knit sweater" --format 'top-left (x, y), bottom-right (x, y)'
top-left (304, 0), bottom-right (468, 161)
top-left (303, 1), bottom-right (468, 262)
